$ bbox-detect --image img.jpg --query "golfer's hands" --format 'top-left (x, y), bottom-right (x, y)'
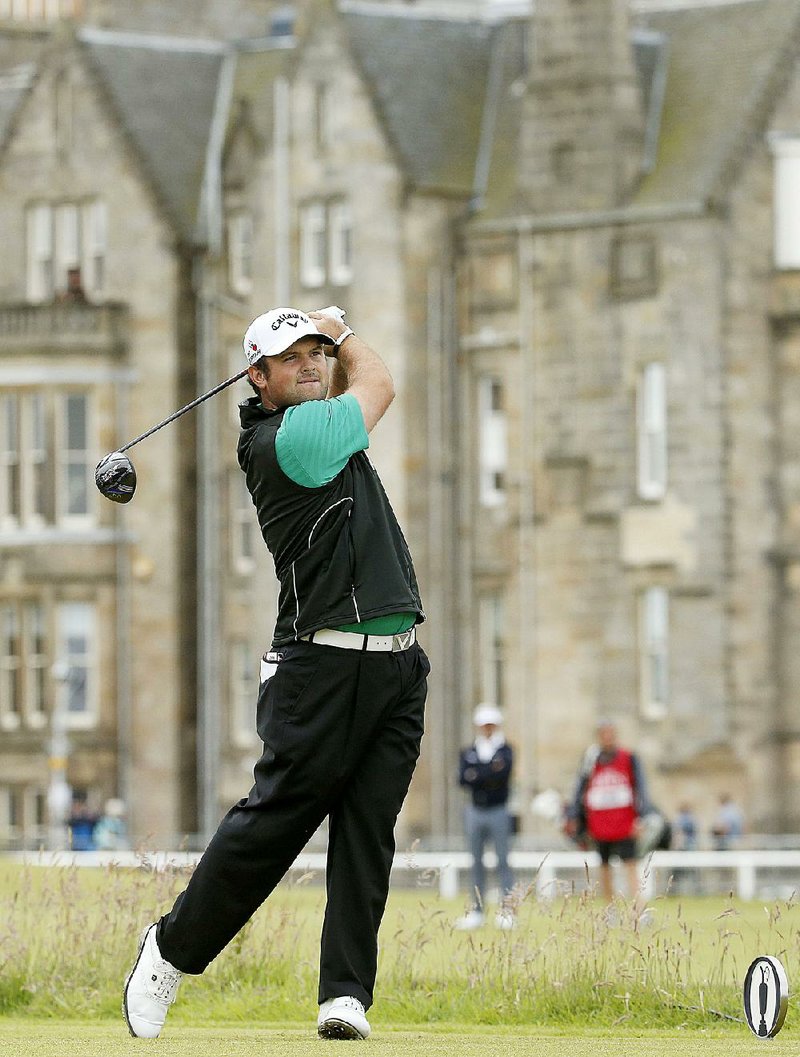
top-left (309, 306), bottom-right (349, 345)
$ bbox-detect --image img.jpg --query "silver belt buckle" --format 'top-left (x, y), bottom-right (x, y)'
top-left (392, 629), bottom-right (415, 652)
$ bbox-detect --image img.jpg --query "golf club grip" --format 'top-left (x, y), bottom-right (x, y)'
top-left (119, 368), bottom-right (250, 453)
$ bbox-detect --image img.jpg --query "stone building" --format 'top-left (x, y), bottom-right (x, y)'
top-left (0, 0), bottom-right (799, 849)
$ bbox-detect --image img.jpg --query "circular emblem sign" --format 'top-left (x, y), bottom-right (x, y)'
top-left (743, 956), bottom-right (789, 1038)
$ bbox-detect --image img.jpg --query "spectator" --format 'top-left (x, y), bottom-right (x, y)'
top-left (455, 703), bottom-right (515, 930)
top-left (711, 793), bottom-right (744, 850)
top-left (94, 798), bottom-right (129, 851)
top-left (565, 719), bottom-right (653, 913)
top-left (674, 803), bottom-right (698, 850)
top-left (67, 796), bottom-right (98, 851)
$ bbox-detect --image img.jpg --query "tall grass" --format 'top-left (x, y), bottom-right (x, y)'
top-left (1, 856), bottom-right (798, 1030)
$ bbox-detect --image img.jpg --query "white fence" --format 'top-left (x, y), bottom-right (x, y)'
top-left (6, 847), bottom-right (800, 902)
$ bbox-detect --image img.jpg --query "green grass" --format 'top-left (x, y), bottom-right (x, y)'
top-left (1, 858), bottom-right (799, 1038)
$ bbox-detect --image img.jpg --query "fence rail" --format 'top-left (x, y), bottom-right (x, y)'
top-left (6, 847), bottom-right (800, 901)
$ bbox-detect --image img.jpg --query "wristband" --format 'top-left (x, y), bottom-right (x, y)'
top-left (334, 327), bottom-right (355, 348)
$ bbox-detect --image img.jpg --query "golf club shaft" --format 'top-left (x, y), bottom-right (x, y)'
top-left (118, 368), bottom-right (250, 453)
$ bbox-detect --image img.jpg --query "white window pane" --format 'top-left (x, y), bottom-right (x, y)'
top-left (26, 394), bottom-right (47, 521)
top-left (478, 595), bottom-right (504, 707)
top-left (228, 212), bottom-right (253, 296)
top-left (639, 587), bottom-right (669, 719)
top-left (774, 149), bottom-right (800, 269)
top-left (329, 201), bottom-right (353, 286)
top-left (26, 204), bottom-right (53, 302)
top-left (478, 375), bottom-right (507, 508)
top-left (1, 394), bottom-right (21, 523)
top-left (300, 201), bottom-right (326, 288)
top-left (82, 200), bottom-right (107, 295)
top-left (58, 603), bottom-right (95, 727)
top-left (637, 363), bottom-right (667, 500)
top-left (54, 203), bottom-right (80, 293)
top-left (0, 605), bottom-right (21, 728)
top-left (59, 393), bottom-right (91, 522)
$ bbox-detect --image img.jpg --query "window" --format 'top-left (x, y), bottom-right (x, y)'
top-left (772, 137), bottom-right (800, 269)
top-left (56, 602), bottom-right (96, 729)
top-left (299, 199), bottom-right (353, 289)
top-left (0, 604), bottom-right (21, 730)
top-left (0, 389), bottom-right (92, 529)
top-left (26, 203), bottom-right (53, 303)
top-left (639, 587), bottom-right (669, 720)
top-left (25, 199), bottom-right (106, 302)
top-left (25, 602), bottom-right (48, 728)
top-left (231, 471), bottom-right (256, 574)
top-left (0, 786), bottom-right (23, 848)
top-left (0, 1), bottom-right (80, 19)
top-left (300, 201), bottom-right (327, 288)
top-left (610, 235), bottom-right (659, 299)
top-left (636, 362), bottom-right (667, 501)
top-left (230, 640), bottom-right (257, 745)
top-left (478, 594), bottom-right (505, 708)
top-left (82, 200), bottom-right (107, 296)
top-left (227, 211), bottom-right (253, 297)
top-left (54, 203), bottom-right (80, 291)
top-left (60, 393), bottom-right (91, 522)
top-left (478, 375), bottom-right (507, 508)
top-left (328, 201), bottom-right (353, 286)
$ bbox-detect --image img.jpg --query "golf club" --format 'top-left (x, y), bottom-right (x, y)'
top-left (95, 368), bottom-right (249, 503)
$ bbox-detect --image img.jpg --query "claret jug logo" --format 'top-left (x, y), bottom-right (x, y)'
top-left (743, 956), bottom-right (788, 1038)
top-left (272, 312), bottom-right (306, 330)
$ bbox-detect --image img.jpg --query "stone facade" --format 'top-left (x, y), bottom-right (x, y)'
top-left (1, 0), bottom-right (799, 850)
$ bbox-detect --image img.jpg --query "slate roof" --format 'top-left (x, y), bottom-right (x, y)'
top-left (342, 10), bottom-right (494, 196)
top-left (341, 0), bottom-right (800, 217)
top-left (78, 28), bottom-right (228, 241)
top-left (633, 0), bottom-right (800, 207)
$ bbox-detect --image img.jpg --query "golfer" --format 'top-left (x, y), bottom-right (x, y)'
top-left (124, 307), bottom-right (429, 1040)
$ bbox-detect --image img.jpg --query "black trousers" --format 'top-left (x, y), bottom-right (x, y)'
top-left (156, 639), bottom-right (429, 1010)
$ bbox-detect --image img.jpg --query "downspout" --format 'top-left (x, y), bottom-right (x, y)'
top-left (195, 48), bottom-right (236, 843)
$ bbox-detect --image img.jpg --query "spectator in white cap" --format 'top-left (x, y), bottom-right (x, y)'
top-left (455, 703), bottom-right (515, 930)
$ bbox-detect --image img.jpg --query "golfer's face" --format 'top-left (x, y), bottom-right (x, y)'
top-left (261, 337), bottom-right (331, 408)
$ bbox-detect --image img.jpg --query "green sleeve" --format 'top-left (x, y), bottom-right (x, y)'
top-left (275, 393), bottom-right (369, 488)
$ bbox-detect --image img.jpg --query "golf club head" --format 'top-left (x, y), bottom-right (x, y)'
top-left (95, 450), bottom-right (137, 504)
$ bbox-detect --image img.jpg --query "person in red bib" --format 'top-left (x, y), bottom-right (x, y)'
top-left (566, 719), bottom-right (653, 909)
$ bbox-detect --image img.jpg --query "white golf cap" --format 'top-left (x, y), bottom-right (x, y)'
top-left (473, 703), bottom-right (503, 727)
top-left (243, 308), bottom-right (334, 365)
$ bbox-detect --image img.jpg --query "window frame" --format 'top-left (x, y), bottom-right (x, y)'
top-left (56, 600), bottom-right (98, 731)
top-left (227, 210), bottom-right (254, 297)
top-left (478, 593), bottom-right (505, 709)
top-left (636, 361), bottom-right (667, 501)
top-left (477, 374), bottom-right (508, 509)
top-left (638, 586), bottom-right (669, 720)
top-left (772, 136), bottom-right (800, 270)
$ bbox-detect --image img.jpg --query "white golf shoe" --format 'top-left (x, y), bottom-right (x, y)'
top-left (453, 908), bottom-right (485, 930)
top-left (318, 996), bottom-right (371, 1039)
top-left (123, 924), bottom-right (183, 1038)
top-left (495, 909), bottom-right (515, 930)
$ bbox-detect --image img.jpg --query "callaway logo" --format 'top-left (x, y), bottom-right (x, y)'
top-left (272, 311), bottom-right (306, 330)
top-left (248, 340), bottom-right (259, 354)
